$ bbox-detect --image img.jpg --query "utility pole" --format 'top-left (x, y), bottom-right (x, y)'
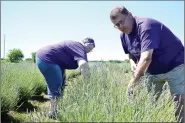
top-left (4, 34), bottom-right (5, 59)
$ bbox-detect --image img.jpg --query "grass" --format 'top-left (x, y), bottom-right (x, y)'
top-left (25, 62), bottom-right (177, 122)
top-left (1, 62), bottom-right (178, 122)
top-left (53, 62), bottom-right (177, 122)
top-left (1, 62), bottom-right (44, 112)
top-left (1, 62), bottom-right (80, 113)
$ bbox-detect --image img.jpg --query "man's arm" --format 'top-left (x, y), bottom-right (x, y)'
top-left (131, 49), bottom-right (153, 86)
top-left (77, 59), bottom-right (90, 78)
top-left (127, 21), bottom-right (160, 95)
top-left (128, 53), bottom-right (137, 73)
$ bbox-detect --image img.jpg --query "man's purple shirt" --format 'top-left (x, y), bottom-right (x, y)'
top-left (36, 40), bottom-right (88, 69)
top-left (121, 16), bottom-right (184, 75)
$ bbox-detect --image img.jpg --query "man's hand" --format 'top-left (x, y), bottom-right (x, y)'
top-left (127, 83), bottom-right (134, 97)
top-left (133, 49), bottom-right (153, 81)
top-left (77, 59), bottom-right (90, 78)
top-left (127, 78), bottom-right (137, 96)
top-left (127, 49), bottom-right (154, 97)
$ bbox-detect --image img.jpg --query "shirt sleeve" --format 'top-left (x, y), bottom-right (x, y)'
top-left (140, 22), bottom-right (160, 53)
top-left (120, 33), bottom-right (129, 54)
top-left (72, 43), bottom-right (88, 62)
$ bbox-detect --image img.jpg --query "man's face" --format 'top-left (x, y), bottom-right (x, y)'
top-left (111, 13), bottom-right (133, 34)
top-left (85, 43), bottom-right (94, 53)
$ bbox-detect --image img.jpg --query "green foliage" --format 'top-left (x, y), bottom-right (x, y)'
top-left (24, 62), bottom-right (177, 122)
top-left (25, 58), bottom-right (32, 61)
top-left (109, 60), bottom-right (123, 63)
top-left (1, 63), bottom-right (46, 111)
top-left (1, 62), bottom-right (80, 112)
top-left (67, 69), bottom-right (81, 80)
top-left (55, 63), bottom-right (177, 122)
top-left (1, 62), bottom-right (178, 122)
top-left (7, 49), bottom-right (24, 63)
top-left (124, 59), bottom-right (130, 63)
top-left (25, 58), bottom-right (32, 63)
top-left (1, 59), bottom-right (9, 63)
top-left (31, 52), bottom-right (36, 63)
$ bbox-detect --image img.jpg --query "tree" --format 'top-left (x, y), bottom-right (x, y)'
top-left (31, 52), bottom-right (36, 63)
top-left (7, 49), bottom-right (24, 63)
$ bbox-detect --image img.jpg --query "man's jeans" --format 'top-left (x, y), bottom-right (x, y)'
top-left (36, 56), bottom-right (66, 100)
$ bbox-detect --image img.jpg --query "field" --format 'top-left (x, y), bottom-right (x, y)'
top-left (1, 61), bottom-right (178, 122)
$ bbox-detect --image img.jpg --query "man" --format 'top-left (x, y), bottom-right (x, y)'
top-left (110, 6), bottom-right (184, 122)
top-left (36, 37), bottom-right (95, 118)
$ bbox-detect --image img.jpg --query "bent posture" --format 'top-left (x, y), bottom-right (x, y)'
top-left (36, 37), bottom-right (95, 118)
top-left (110, 6), bottom-right (184, 122)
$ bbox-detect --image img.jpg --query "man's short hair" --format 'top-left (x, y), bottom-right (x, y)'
top-left (110, 6), bottom-right (129, 20)
top-left (83, 37), bottom-right (95, 47)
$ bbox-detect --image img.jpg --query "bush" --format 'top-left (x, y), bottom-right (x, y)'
top-left (1, 62), bottom-right (81, 112)
top-left (1, 63), bottom-right (46, 111)
top-left (7, 49), bottom-right (24, 63)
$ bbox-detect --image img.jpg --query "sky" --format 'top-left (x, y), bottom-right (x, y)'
top-left (1, 1), bottom-right (184, 61)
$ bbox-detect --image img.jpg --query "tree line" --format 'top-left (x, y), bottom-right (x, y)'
top-left (1, 48), bottom-right (36, 63)
top-left (1, 48), bottom-right (130, 64)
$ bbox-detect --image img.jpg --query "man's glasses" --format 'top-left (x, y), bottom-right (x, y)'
top-left (114, 16), bottom-right (128, 29)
